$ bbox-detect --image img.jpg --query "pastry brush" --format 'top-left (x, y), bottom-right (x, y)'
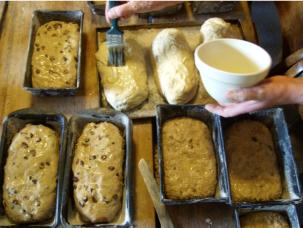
top-left (106, 0), bottom-right (125, 66)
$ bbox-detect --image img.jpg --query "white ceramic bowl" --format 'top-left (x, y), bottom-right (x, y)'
top-left (194, 38), bottom-right (272, 104)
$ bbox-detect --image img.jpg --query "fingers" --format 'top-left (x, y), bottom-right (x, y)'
top-left (227, 86), bottom-right (265, 102)
top-left (106, 2), bottom-right (136, 21)
top-left (205, 101), bottom-right (267, 117)
top-left (106, 1), bottom-right (181, 21)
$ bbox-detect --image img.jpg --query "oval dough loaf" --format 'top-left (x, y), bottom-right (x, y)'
top-left (3, 124), bottom-right (59, 223)
top-left (152, 28), bottom-right (199, 104)
top-left (240, 212), bottom-right (290, 228)
top-left (95, 39), bottom-right (148, 111)
top-left (72, 122), bottom-right (124, 223)
top-left (200, 17), bottom-right (239, 43)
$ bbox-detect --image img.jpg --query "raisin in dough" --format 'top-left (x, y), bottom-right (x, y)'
top-left (240, 212), bottom-right (290, 228)
top-left (152, 28), bottom-right (199, 104)
top-left (95, 39), bottom-right (148, 111)
top-left (3, 124), bottom-right (59, 223)
top-left (200, 17), bottom-right (239, 43)
top-left (32, 21), bottom-right (79, 88)
top-left (225, 120), bottom-right (282, 202)
top-left (72, 122), bottom-right (124, 223)
top-left (162, 117), bottom-right (217, 199)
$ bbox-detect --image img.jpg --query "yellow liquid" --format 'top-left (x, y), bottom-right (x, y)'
top-left (204, 43), bottom-right (261, 74)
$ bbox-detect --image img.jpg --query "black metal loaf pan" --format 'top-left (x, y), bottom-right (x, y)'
top-left (0, 108), bottom-right (68, 227)
top-left (221, 108), bottom-right (301, 206)
top-left (234, 204), bottom-right (301, 228)
top-left (60, 109), bottom-right (133, 227)
top-left (23, 10), bottom-right (83, 96)
top-left (156, 105), bottom-right (231, 205)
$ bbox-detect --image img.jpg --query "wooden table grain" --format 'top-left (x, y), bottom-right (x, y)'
top-left (3, 2), bottom-right (299, 228)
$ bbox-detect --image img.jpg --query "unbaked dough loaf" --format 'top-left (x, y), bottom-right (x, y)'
top-left (3, 124), bottom-right (59, 223)
top-left (72, 122), bottom-right (124, 223)
top-left (225, 120), bottom-right (282, 202)
top-left (32, 21), bottom-right (79, 88)
top-left (162, 117), bottom-right (217, 199)
top-left (152, 28), bottom-right (199, 104)
top-left (200, 17), bottom-right (238, 43)
top-left (95, 39), bottom-right (148, 111)
top-left (240, 212), bottom-right (290, 228)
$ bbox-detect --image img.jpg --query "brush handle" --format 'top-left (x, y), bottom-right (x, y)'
top-left (108, 0), bottom-right (118, 28)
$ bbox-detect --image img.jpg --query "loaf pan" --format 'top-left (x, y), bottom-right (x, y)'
top-left (60, 109), bottom-right (133, 227)
top-left (87, 1), bottom-right (105, 15)
top-left (221, 108), bottom-right (301, 206)
top-left (192, 1), bottom-right (238, 14)
top-left (23, 10), bottom-right (83, 96)
top-left (0, 108), bottom-right (68, 227)
top-left (234, 204), bottom-right (301, 228)
top-left (156, 105), bottom-right (230, 205)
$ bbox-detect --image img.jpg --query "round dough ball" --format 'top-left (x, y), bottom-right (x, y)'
top-left (200, 17), bottom-right (237, 43)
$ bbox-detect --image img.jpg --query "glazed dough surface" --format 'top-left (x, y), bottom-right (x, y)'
top-left (95, 39), bottom-right (148, 111)
top-left (162, 117), bottom-right (217, 199)
top-left (225, 120), bottom-right (282, 202)
top-left (3, 124), bottom-right (59, 223)
top-left (240, 212), bottom-right (290, 228)
top-left (72, 122), bottom-right (124, 223)
top-left (32, 21), bottom-right (79, 88)
top-left (200, 17), bottom-right (239, 43)
top-left (152, 28), bottom-right (199, 104)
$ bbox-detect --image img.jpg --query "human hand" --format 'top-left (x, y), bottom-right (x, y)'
top-left (105, 1), bottom-right (180, 22)
top-left (205, 76), bottom-right (303, 117)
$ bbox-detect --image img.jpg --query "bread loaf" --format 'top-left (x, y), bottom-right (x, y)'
top-left (162, 117), bottom-right (217, 199)
top-left (240, 212), bottom-right (290, 228)
top-left (3, 124), bottom-right (59, 223)
top-left (152, 29), bottom-right (199, 104)
top-left (95, 39), bottom-right (148, 111)
top-left (225, 120), bottom-right (282, 202)
top-left (72, 122), bottom-right (124, 223)
top-left (200, 17), bottom-right (239, 43)
top-left (32, 21), bottom-right (79, 88)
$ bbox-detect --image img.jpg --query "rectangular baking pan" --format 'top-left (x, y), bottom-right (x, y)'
top-left (23, 10), bottom-right (83, 96)
top-left (60, 109), bottom-right (133, 227)
top-left (191, 1), bottom-right (238, 14)
top-left (156, 104), bottom-right (230, 205)
top-left (87, 1), bottom-right (105, 15)
top-left (221, 108), bottom-right (302, 206)
top-left (234, 204), bottom-right (301, 228)
top-left (96, 21), bottom-right (244, 119)
top-left (0, 108), bottom-right (68, 227)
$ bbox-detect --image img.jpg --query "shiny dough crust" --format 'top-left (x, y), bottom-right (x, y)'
top-left (31, 21), bottom-right (79, 88)
top-left (162, 117), bottom-right (217, 199)
top-left (225, 120), bottom-right (282, 202)
top-left (95, 39), bottom-right (148, 111)
top-left (72, 122), bottom-right (124, 223)
top-left (3, 124), bottom-right (59, 223)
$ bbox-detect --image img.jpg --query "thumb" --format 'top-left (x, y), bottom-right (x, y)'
top-left (107, 3), bottom-right (136, 20)
top-left (227, 86), bottom-right (265, 102)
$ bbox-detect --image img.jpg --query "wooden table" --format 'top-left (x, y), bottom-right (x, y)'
top-left (0, 2), bottom-right (287, 228)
